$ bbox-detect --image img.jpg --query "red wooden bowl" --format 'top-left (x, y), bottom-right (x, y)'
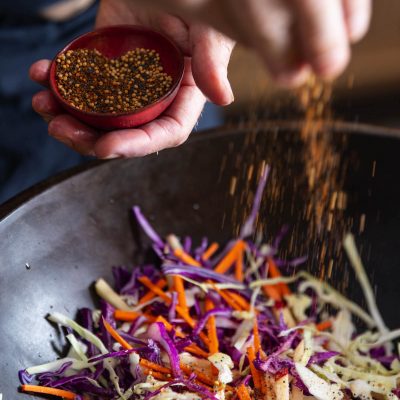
top-left (49, 25), bottom-right (184, 130)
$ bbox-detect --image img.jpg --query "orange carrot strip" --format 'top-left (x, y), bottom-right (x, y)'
top-left (139, 278), bottom-right (167, 304)
top-left (174, 248), bottom-right (201, 267)
top-left (214, 241), bottom-right (245, 274)
top-left (253, 318), bottom-right (261, 354)
top-left (235, 247), bottom-right (244, 282)
top-left (262, 284), bottom-right (282, 302)
top-left (247, 347), bottom-right (262, 391)
top-left (202, 242), bottom-right (219, 261)
top-left (21, 385), bottom-right (77, 399)
top-left (138, 276), bottom-right (171, 303)
top-left (155, 316), bottom-right (178, 333)
top-left (140, 359), bottom-right (171, 374)
top-left (103, 319), bottom-right (182, 379)
top-left (156, 317), bottom-right (209, 358)
top-left (142, 369), bottom-right (171, 381)
top-left (212, 285), bottom-right (242, 311)
top-left (173, 275), bottom-right (188, 312)
top-left (143, 361), bottom-right (220, 389)
top-left (262, 259), bottom-right (283, 302)
top-left (205, 298), bottom-right (219, 354)
top-left (180, 365), bottom-right (215, 387)
top-left (236, 384), bottom-right (252, 400)
top-left (114, 310), bottom-right (157, 323)
top-left (268, 258), bottom-right (291, 296)
top-left (227, 291), bottom-right (251, 311)
top-left (185, 344), bottom-right (209, 358)
top-left (316, 320), bottom-right (332, 331)
top-left (102, 317), bottom-right (133, 350)
top-left (113, 310), bottom-right (140, 322)
top-left (138, 278), bottom-right (209, 346)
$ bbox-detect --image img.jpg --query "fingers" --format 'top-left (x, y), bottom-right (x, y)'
top-left (293, 0), bottom-right (350, 79)
top-left (221, 0), bottom-right (309, 87)
top-left (342, 0), bottom-right (372, 43)
top-left (94, 63), bottom-right (206, 158)
top-left (29, 60), bottom-right (52, 87)
top-left (190, 24), bottom-right (235, 105)
top-left (32, 90), bottom-right (63, 122)
top-left (48, 115), bottom-right (98, 156)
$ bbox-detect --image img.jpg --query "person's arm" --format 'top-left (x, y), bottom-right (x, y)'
top-left (30, 1), bottom-right (235, 158)
top-left (30, 0), bottom-right (371, 159)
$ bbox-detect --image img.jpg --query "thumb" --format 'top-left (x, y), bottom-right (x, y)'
top-left (190, 24), bottom-right (235, 106)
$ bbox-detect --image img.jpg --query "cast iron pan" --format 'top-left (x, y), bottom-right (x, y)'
top-left (1, 122), bottom-right (399, 398)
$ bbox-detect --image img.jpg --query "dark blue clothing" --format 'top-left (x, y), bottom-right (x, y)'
top-left (0, 1), bottom-right (97, 204)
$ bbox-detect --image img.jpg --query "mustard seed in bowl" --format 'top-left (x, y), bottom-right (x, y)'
top-left (55, 48), bottom-right (173, 114)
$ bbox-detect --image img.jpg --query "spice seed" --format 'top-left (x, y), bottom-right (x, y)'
top-left (55, 48), bottom-right (173, 113)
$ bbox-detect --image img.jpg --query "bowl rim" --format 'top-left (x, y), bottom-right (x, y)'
top-left (49, 24), bottom-right (185, 118)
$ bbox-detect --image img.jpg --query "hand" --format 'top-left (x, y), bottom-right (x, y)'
top-left (30, 0), bottom-right (235, 158)
top-left (135, 0), bottom-right (372, 86)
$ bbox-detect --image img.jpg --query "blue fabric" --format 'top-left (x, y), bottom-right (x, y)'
top-left (0, 2), bottom-right (98, 204)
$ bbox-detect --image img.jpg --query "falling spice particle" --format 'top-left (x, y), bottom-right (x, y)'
top-left (359, 213), bottom-right (366, 233)
top-left (229, 176), bottom-right (237, 196)
top-left (372, 160), bottom-right (377, 178)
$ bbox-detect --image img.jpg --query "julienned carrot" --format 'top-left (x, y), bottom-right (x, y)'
top-left (226, 291), bottom-right (251, 311)
top-left (138, 276), bottom-right (210, 346)
top-left (202, 242), bottom-right (219, 261)
top-left (156, 316), bottom-right (209, 358)
top-left (143, 361), bottom-right (217, 390)
top-left (247, 346), bottom-right (262, 391)
top-left (142, 369), bottom-right (171, 381)
top-left (316, 320), bottom-right (332, 331)
top-left (262, 284), bottom-right (282, 302)
top-left (262, 260), bottom-right (283, 302)
top-left (253, 318), bottom-right (261, 354)
top-left (173, 275), bottom-right (188, 312)
top-left (156, 316), bottom-right (179, 334)
top-left (138, 278), bottom-right (167, 304)
top-left (267, 258), bottom-right (291, 296)
top-left (180, 365), bottom-right (215, 387)
top-left (236, 384), bottom-right (252, 400)
top-left (21, 385), bottom-right (77, 399)
top-left (212, 285), bottom-right (242, 311)
top-left (205, 298), bottom-right (219, 354)
top-left (114, 310), bottom-right (157, 323)
top-left (174, 248), bottom-right (201, 267)
top-left (214, 241), bottom-right (245, 274)
top-left (138, 276), bottom-right (171, 303)
top-left (102, 317), bottom-right (133, 350)
top-left (140, 359), bottom-right (171, 374)
top-left (235, 247), bottom-right (244, 282)
top-left (114, 310), bottom-right (140, 321)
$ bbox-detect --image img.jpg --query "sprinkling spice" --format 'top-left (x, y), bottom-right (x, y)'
top-left (55, 48), bottom-right (173, 113)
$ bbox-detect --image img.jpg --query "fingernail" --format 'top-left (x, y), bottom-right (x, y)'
top-left (349, 15), bottom-right (369, 43)
top-left (226, 82), bottom-right (235, 105)
top-left (101, 154), bottom-right (121, 160)
top-left (52, 134), bottom-right (73, 148)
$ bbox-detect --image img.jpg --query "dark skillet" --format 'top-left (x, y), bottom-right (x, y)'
top-left (1, 122), bottom-right (399, 398)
